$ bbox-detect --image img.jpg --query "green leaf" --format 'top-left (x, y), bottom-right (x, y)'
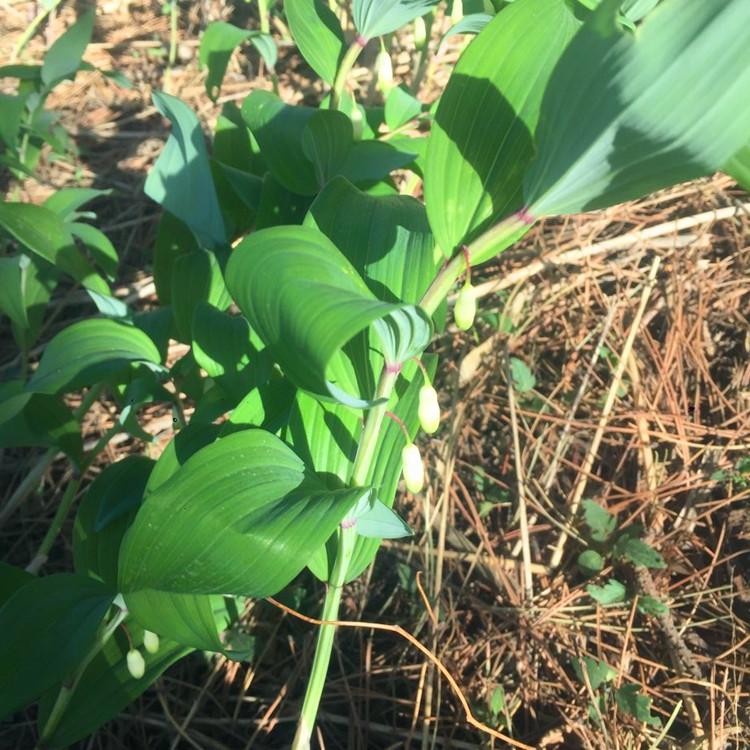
top-left (615, 684), bottom-right (661, 727)
top-left (74, 457), bottom-right (154, 588)
top-left (0, 381), bottom-right (82, 462)
top-left (0, 562), bottom-right (33, 606)
top-left (384, 85), bottom-right (422, 130)
top-left (0, 574), bottom-right (113, 720)
top-left (145, 91), bottom-right (227, 248)
top-left (123, 589), bottom-right (229, 652)
top-left (341, 139), bottom-right (419, 183)
top-left (425, 0), bottom-right (579, 257)
top-left (302, 109), bottom-right (354, 188)
top-left (226, 224), bottom-right (432, 407)
top-left (37, 622), bottom-right (189, 749)
top-left (489, 685), bottom-right (505, 717)
top-left (587, 578), bottom-right (626, 605)
top-left (615, 536), bottom-right (666, 569)
top-left (0, 201), bottom-right (109, 295)
top-left (28, 318), bottom-right (163, 395)
top-left (170, 249), bottom-right (231, 342)
top-left (41, 7), bottom-right (94, 89)
top-left (43, 187), bottom-right (110, 222)
top-left (0, 255), bottom-right (33, 330)
top-left (286, 0), bottom-right (346, 84)
top-left (69, 222), bottom-right (118, 280)
top-left (577, 549), bottom-right (604, 577)
top-left (0, 93), bottom-right (26, 149)
top-left (355, 498), bottom-right (413, 538)
top-left (724, 144), bottom-right (750, 191)
top-left (353, 0), bottom-right (439, 39)
top-left (525, 0), bottom-right (750, 217)
top-left (152, 211), bottom-right (200, 304)
top-left (199, 22), bottom-right (276, 101)
top-left (582, 498), bottom-right (617, 542)
top-left (572, 656), bottom-right (617, 690)
top-left (444, 12), bottom-right (493, 38)
top-left (637, 595), bottom-right (668, 617)
top-left (119, 429), bottom-right (368, 598)
top-left (255, 173), bottom-right (313, 229)
top-left (509, 357), bottom-right (535, 393)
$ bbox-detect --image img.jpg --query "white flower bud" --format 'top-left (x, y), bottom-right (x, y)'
top-left (376, 49), bottom-right (394, 95)
top-left (418, 385), bottom-right (440, 434)
top-left (350, 105), bottom-right (364, 141)
top-left (454, 284), bottom-right (476, 330)
top-left (414, 16), bottom-right (428, 50)
top-left (126, 648), bottom-right (145, 679)
top-left (143, 630), bottom-right (160, 654)
top-left (401, 442), bottom-right (424, 493)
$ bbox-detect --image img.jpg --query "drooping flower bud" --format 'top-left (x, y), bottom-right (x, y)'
top-left (401, 442), bottom-right (424, 493)
top-left (143, 630), bottom-right (160, 654)
top-left (376, 49), bottom-right (394, 96)
top-left (454, 283), bottom-right (476, 330)
top-left (126, 648), bottom-right (145, 679)
top-left (418, 385), bottom-right (440, 434)
top-left (451, 0), bottom-right (464, 24)
top-left (350, 105), bottom-right (364, 141)
top-left (414, 16), bottom-right (427, 50)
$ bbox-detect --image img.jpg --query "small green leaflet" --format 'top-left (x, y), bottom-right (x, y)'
top-left (587, 578), bottom-right (626, 605)
top-left (577, 549), bottom-right (604, 577)
top-left (41, 7), bottom-right (94, 90)
top-left (582, 499), bottom-right (616, 542)
top-left (352, 0), bottom-right (439, 40)
top-left (572, 656), bottom-right (617, 690)
top-left (614, 536), bottom-right (666, 569)
top-left (637, 595), bottom-right (668, 617)
top-left (615, 684), bottom-right (661, 727)
top-left (509, 357), bottom-right (535, 393)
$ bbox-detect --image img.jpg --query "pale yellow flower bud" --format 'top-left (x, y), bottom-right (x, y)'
top-left (401, 442), bottom-right (424, 493)
top-left (143, 630), bottom-right (160, 654)
top-left (418, 385), bottom-right (440, 434)
top-left (454, 283), bottom-right (476, 330)
top-left (126, 649), bottom-right (145, 679)
top-left (414, 16), bottom-right (427, 50)
top-left (376, 49), bottom-right (394, 95)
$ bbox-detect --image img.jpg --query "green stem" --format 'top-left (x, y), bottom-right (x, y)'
top-left (258, 0), bottom-right (270, 34)
top-left (168, 0), bottom-right (178, 68)
top-left (38, 607), bottom-right (127, 747)
top-left (292, 369), bottom-right (398, 749)
top-left (419, 213), bottom-right (527, 316)
top-left (331, 39), bottom-right (365, 111)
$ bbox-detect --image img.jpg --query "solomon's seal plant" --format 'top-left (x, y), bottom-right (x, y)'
top-left (1, 0), bottom-right (750, 747)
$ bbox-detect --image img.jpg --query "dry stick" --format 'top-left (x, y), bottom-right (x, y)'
top-left (549, 256), bottom-right (662, 569)
top-left (505, 349), bottom-right (534, 602)
top-left (468, 203), bottom-right (750, 303)
top-left (265, 597), bottom-right (535, 750)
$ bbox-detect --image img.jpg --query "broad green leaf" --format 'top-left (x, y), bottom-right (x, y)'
top-left (425, 0), bottom-right (578, 258)
top-left (228, 374), bottom-right (296, 433)
top-left (145, 91), bottom-right (227, 248)
top-left (200, 22), bottom-right (276, 101)
top-left (0, 201), bottom-right (108, 294)
top-left (587, 578), bottom-right (626, 605)
top-left (225, 225), bottom-right (432, 407)
top-left (353, 0), bottom-right (438, 39)
top-left (341, 139), bottom-right (419, 183)
top-left (620, 0), bottom-right (660, 23)
top-left (443, 12), bottom-right (493, 38)
top-left (725, 145), bottom-right (750, 191)
top-left (41, 7), bottom-right (94, 89)
top-left (255, 173), bottom-right (313, 229)
top-left (0, 381), bottom-right (82, 463)
top-left (119, 429), bottom-right (368, 598)
top-left (213, 101), bottom-right (263, 174)
top-left (615, 684), bottom-right (661, 727)
top-left (0, 574), bottom-right (113, 720)
top-left (614, 536), bottom-right (666, 569)
top-left (582, 498), bottom-right (616, 542)
top-left (577, 549), bottom-right (604, 577)
top-left (525, 0), bottom-right (750, 217)
top-left (241, 91), bottom-right (321, 195)
top-left (170, 248), bottom-right (231, 342)
top-left (286, 0), bottom-right (346, 84)
top-left (152, 211), bottom-right (200, 304)
top-left (36, 623), bottom-right (189, 749)
top-left (301, 109), bottom-right (353, 188)
top-left (0, 562), bottom-right (33, 606)
top-left (0, 93), bottom-right (25, 149)
top-left (572, 656), bottom-right (617, 690)
top-left (384, 85), bottom-right (422, 131)
top-left (69, 222), bottom-right (118, 280)
top-left (123, 589), bottom-right (229, 652)
top-left (43, 187), bottom-right (110, 222)
top-left (28, 318), bottom-right (163, 395)
top-left (74, 457), bottom-right (154, 588)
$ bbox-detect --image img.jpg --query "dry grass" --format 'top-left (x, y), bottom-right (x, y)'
top-left (2, 2), bottom-right (750, 748)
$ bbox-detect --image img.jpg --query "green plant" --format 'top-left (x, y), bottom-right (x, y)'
top-left (2, 0), bottom-right (750, 747)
